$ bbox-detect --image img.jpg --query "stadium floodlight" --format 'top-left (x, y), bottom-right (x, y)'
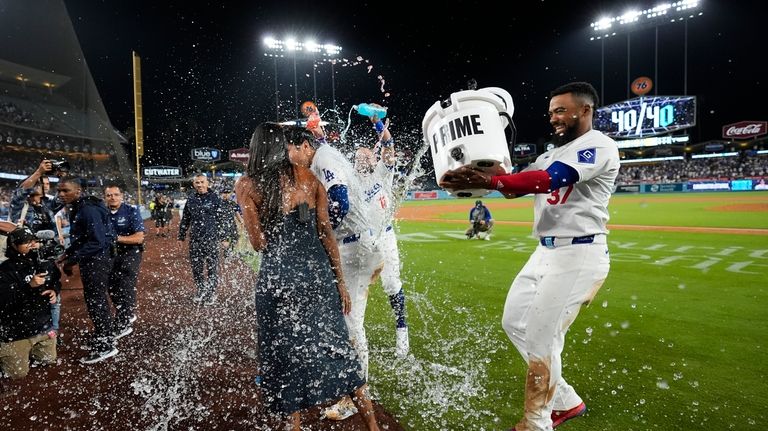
top-left (589, 0), bottom-right (701, 40)
top-left (262, 35), bottom-right (343, 119)
top-left (588, 0), bottom-right (703, 102)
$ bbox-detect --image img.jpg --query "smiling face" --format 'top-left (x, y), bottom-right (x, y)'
top-left (548, 92), bottom-right (591, 146)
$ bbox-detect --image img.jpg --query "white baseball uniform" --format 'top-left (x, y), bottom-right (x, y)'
top-left (311, 144), bottom-right (384, 379)
top-left (500, 129), bottom-right (619, 431)
top-left (358, 158), bottom-right (402, 296)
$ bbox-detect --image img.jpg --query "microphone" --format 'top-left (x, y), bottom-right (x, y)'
top-left (35, 230), bottom-right (56, 240)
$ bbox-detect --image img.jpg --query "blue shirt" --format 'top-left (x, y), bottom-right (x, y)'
top-left (108, 203), bottom-right (145, 237)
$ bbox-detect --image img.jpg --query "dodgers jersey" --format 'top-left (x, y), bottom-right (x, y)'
top-left (525, 129), bottom-right (619, 238)
top-left (358, 160), bottom-right (396, 238)
top-left (310, 144), bottom-right (370, 241)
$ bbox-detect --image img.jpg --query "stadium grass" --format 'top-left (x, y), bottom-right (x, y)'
top-left (431, 191), bottom-right (768, 229)
top-left (361, 192), bottom-right (768, 430)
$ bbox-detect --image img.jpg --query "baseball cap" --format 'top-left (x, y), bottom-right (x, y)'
top-left (8, 227), bottom-right (37, 245)
top-left (475, 200), bottom-right (482, 205)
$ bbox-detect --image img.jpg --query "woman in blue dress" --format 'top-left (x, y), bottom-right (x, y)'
top-left (235, 123), bottom-right (380, 430)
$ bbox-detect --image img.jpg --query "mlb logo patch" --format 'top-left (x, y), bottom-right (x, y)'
top-left (577, 148), bottom-right (596, 164)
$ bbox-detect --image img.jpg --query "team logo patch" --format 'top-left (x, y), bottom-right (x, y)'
top-left (577, 148), bottom-right (596, 164)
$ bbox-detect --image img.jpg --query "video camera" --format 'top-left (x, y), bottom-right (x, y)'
top-left (46, 159), bottom-right (70, 174)
top-left (33, 230), bottom-right (65, 281)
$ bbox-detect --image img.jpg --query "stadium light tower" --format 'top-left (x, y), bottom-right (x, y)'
top-left (589, 0), bottom-right (703, 102)
top-left (263, 36), bottom-right (342, 120)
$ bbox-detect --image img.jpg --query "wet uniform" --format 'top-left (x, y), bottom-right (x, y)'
top-left (358, 153), bottom-right (402, 298)
top-left (501, 129), bottom-right (619, 430)
top-left (311, 143), bottom-right (383, 379)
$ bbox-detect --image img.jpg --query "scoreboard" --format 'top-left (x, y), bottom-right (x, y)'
top-left (595, 95), bottom-right (696, 138)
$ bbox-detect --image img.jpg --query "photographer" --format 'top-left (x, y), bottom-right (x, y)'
top-left (11, 159), bottom-right (66, 226)
top-left (0, 228), bottom-right (60, 382)
top-left (56, 177), bottom-right (118, 364)
top-left (10, 159), bottom-right (66, 339)
top-left (104, 184), bottom-right (144, 339)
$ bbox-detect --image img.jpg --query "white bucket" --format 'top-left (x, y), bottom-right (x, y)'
top-left (422, 87), bottom-right (515, 198)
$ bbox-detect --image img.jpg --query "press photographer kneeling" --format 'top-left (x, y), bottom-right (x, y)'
top-left (0, 227), bottom-right (61, 384)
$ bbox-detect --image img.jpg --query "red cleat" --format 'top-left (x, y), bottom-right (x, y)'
top-left (551, 402), bottom-right (587, 428)
top-left (508, 403), bottom-right (586, 430)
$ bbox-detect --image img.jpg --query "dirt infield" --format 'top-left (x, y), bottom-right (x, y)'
top-left (0, 223), bottom-right (404, 431)
top-left (395, 198), bottom-right (768, 235)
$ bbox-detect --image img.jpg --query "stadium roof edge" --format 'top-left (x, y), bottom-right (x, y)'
top-left (0, 58), bottom-right (71, 89)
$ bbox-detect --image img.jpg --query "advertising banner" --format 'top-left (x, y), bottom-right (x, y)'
top-left (722, 121), bottom-right (767, 139)
top-left (228, 148), bottom-right (249, 165)
top-left (191, 147), bottom-right (221, 162)
top-left (142, 166), bottom-right (182, 178)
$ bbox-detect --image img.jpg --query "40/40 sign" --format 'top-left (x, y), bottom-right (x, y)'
top-left (595, 96), bottom-right (696, 138)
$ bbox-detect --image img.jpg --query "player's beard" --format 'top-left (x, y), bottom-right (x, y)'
top-left (551, 123), bottom-right (579, 147)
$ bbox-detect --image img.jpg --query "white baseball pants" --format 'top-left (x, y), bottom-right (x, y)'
top-left (501, 237), bottom-right (610, 431)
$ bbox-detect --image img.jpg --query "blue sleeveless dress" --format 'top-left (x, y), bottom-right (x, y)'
top-left (254, 206), bottom-right (364, 414)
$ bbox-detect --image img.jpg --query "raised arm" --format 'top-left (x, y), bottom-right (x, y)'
top-left (234, 176), bottom-right (266, 251)
top-left (19, 160), bottom-right (52, 190)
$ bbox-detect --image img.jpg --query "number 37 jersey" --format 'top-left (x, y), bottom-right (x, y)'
top-left (526, 129), bottom-right (620, 238)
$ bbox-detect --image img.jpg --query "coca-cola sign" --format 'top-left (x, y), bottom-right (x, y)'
top-left (722, 121), bottom-right (767, 139)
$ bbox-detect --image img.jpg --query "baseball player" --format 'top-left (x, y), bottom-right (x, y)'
top-left (288, 125), bottom-right (384, 378)
top-left (354, 118), bottom-right (410, 358)
top-left (440, 82), bottom-right (619, 431)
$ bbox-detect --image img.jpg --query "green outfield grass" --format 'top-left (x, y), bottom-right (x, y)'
top-left (363, 192), bottom-right (768, 430)
top-left (431, 191), bottom-right (768, 229)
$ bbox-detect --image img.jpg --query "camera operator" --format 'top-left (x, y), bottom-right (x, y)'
top-left (103, 184), bottom-right (144, 339)
top-left (56, 177), bottom-right (118, 364)
top-left (10, 159), bottom-right (66, 340)
top-left (0, 228), bottom-right (60, 383)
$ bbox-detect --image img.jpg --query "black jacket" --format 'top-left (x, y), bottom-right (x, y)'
top-left (0, 247), bottom-right (61, 342)
top-left (66, 196), bottom-right (115, 263)
top-left (178, 191), bottom-right (233, 242)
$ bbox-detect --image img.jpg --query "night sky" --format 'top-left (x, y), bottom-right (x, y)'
top-left (63, 0), bottom-right (764, 167)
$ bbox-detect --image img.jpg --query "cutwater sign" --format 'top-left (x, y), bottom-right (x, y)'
top-left (143, 166), bottom-right (181, 178)
top-left (191, 147), bottom-right (221, 161)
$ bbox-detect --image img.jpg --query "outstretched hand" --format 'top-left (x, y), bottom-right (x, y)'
top-left (439, 167), bottom-right (493, 190)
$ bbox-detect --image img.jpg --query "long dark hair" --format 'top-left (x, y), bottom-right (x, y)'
top-left (245, 123), bottom-right (314, 237)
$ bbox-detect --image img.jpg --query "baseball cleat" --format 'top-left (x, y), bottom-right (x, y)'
top-left (552, 402), bottom-right (586, 428)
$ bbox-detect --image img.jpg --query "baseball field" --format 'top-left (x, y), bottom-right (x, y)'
top-left (364, 191), bottom-right (768, 430)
